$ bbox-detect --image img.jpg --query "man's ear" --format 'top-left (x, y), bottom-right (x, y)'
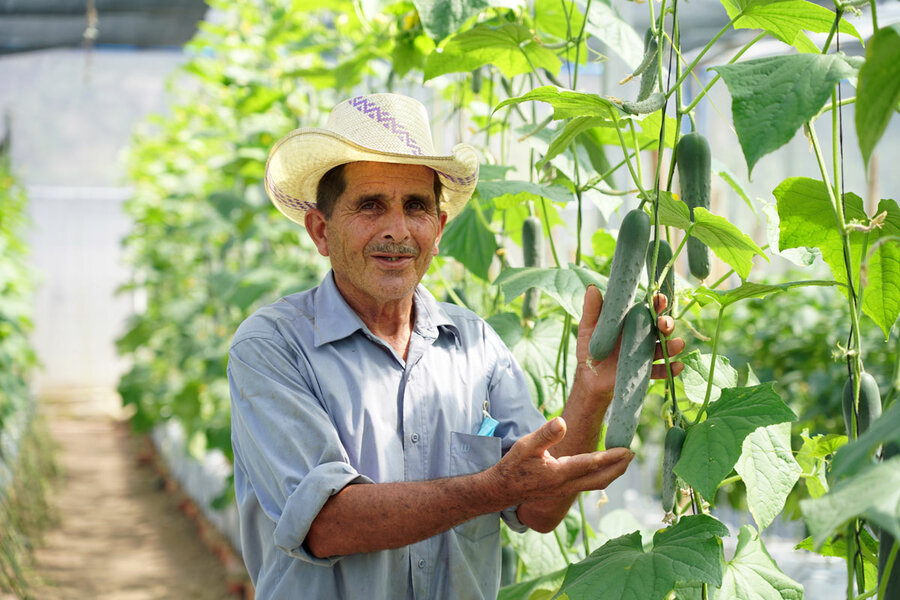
top-left (305, 209), bottom-right (330, 257)
top-left (432, 210), bottom-right (448, 256)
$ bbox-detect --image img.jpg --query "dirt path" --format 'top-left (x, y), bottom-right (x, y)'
top-left (27, 403), bottom-right (240, 600)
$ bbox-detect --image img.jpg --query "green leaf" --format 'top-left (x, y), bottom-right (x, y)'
top-left (553, 515), bottom-right (729, 600)
top-left (539, 117), bottom-right (615, 169)
top-left (504, 525), bottom-right (571, 578)
top-left (477, 180), bottom-right (575, 206)
top-left (721, 0), bottom-right (861, 52)
top-left (439, 201), bottom-right (498, 280)
top-left (719, 525), bottom-right (804, 600)
top-left (795, 430), bottom-right (846, 498)
top-left (494, 265), bottom-right (607, 319)
top-left (857, 24), bottom-right (900, 168)
top-left (795, 529), bottom-right (879, 590)
top-left (800, 455), bottom-right (900, 548)
top-left (678, 350), bottom-right (738, 405)
top-left (675, 383), bottom-right (797, 500)
top-left (493, 86), bottom-right (618, 120)
top-left (714, 160), bottom-right (757, 216)
top-left (691, 280), bottom-right (837, 308)
top-left (735, 423), bottom-right (802, 530)
top-left (412, 0), bottom-right (490, 43)
top-left (655, 191), bottom-right (767, 278)
top-left (711, 54), bottom-right (859, 176)
top-left (775, 177), bottom-right (900, 336)
top-left (830, 398), bottom-right (900, 480)
top-left (584, 0), bottom-right (644, 71)
top-left (425, 24), bottom-right (561, 81)
top-left (499, 569), bottom-right (566, 600)
top-left (510, 318), bottom-right (572, 415)
top-left (486, 312), bottom-right (524, 348)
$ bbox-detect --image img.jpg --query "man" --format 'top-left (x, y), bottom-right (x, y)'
top-left (228, 93), bottom-right (684, 599)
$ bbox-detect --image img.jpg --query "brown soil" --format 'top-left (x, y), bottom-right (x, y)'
top-left (24, 405), bottom-right (242, 600)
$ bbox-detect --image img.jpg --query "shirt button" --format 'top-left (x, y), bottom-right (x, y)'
top-left (411, 433), bottom-right (420, 443)
top-left (418, 559), bottom-right (426, 569)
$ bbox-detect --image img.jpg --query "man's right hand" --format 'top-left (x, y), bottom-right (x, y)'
top-left (487, 417), bottom-right (633, 510)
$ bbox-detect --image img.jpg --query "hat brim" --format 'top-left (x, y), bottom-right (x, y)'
top-left (264, 128), bottom-right (480, 226)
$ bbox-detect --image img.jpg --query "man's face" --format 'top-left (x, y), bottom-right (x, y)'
top-left (306, 161), bottom-right (447, 311)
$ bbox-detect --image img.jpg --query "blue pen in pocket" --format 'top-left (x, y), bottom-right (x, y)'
top-left (477, 400), bottom-right (499, 436)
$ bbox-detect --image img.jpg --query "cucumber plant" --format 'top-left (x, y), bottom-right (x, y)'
top-left (116, 0), bottom-right (900, 598)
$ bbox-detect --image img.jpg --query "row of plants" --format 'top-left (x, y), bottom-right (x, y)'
top-left (0, 157), bottom-right (48, 595)
top-left (118, 0), bottom-right (900, 597)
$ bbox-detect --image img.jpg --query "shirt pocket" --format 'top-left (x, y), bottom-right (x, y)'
top-left (449, 431), bottom-right (502, 542)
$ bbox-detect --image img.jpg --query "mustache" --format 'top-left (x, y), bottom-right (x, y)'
top-left (366, 242), bottom-right (420, 256)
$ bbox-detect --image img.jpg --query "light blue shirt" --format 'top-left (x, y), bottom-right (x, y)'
top-left (228, 272), bottom-right (546, 599)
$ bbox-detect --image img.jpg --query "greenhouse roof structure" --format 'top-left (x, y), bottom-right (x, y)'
top-left (0, 0), bottom-right (209, 54)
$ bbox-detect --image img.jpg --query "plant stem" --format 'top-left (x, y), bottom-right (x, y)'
top-left (571, 0), bottom-right (593, 90)
top-left (877, 540), bottom-right (898, 600)
top-left (540, 196), bottom-right (562, 269)
top-left (584, 140), bottom-right (657, 190)
top-left (667, 15), bottom-right (741, 99)
top-left (609, 109), bottom-right (648, 200)
top-left (693, 304), bottom-right (725, 424)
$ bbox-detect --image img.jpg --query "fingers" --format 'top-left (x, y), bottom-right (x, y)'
top-left (652, 361), bottom-right (683, 379)
top-left (580, 285), bottom-right (603, 332)
top-left (653, 293), bottom-right (668, 314)
top-left (556, 448), bottom-right (634, 492)
top-left (657, 314), bottom-right (675, 336)
top-left (654, 337), bottom-right (685, 361)
top-left (525, 417), bottom-right (567, 456)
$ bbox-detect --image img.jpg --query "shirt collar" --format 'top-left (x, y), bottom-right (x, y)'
top-left (313, 270), bottom-right (461, 347)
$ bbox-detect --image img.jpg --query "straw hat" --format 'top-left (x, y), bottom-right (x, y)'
top-left (264, 93), bottom-right (480, 226)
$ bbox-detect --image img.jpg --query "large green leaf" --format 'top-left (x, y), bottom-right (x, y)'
top-left (675, 383), bottom-right (797, 500)
top-left (678, 350), bottom-right (738, 405)
top-left (584, 0), bottom-right (644, 71)
top-left (830, 398), bottom-right (900, 480)
top-left (477, 180), bottom-right (575, 206)
top-left (655, 191), bottom-right (767, 278)
top-left (412, 0), bottom-right (490, 43)
top-left (721, 0), bottom-right (861, 53)
top-left (439, 202), bottom-right (498, 280)
top-left (719, 525), bottom-right (804, 599)
top-left (735, 422), bottom-right (802, 530)
top-left (510, 318), bottom-right (572, 415)
top-left (800, 455), bottom-right (900, 548)
top-left (553, 515), bottom-right (729, 600)
top-left (711, 54), bottom-right (859, 176)
top-left (425, 24), bottom-right (561, 81)
top-left (775, 177), bottom-right (900, 336)
top-left (493, 86), bottom-right (619, 120)
top-left (494, 265), bottom-right (607, 319)
top-left (691, 280), bottom-right (837, 309)
top-left (856, 24), bottom-right (900, 168)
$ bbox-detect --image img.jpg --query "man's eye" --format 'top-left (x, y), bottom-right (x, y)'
top-left (407, 200), bottom-right (426, 211)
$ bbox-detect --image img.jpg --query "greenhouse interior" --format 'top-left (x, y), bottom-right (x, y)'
top-left (1, 0), bottom-right (899, 598)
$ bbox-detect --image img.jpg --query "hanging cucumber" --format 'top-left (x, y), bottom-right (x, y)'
top-left (646, 238), bottom-right (675, 315)
top-left (842, 372), bottom-right (883, 437)
top-left (622, 92), bottom-right (666, 116)
top-left (676, 132), bottom-right (711, 280)
top-left (589, 209), bottom-right (651, 361)
top-left (521, 216), bottom-right (543, 320)
top-left (661, 425), bottom-right (686, 513)
top-left (604, 303), bottom-right (656, 449)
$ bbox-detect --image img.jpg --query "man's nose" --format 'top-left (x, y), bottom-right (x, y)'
top-left (380, 203), bottom-right (411, 240)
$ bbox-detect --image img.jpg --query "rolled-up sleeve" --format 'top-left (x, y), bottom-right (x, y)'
top-left (228, 332), bottom-right (372, 565)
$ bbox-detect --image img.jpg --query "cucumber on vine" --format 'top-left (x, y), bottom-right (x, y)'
top-left (589, 209), bottom-right (651, 361)
top-left (661, 425), bottom-right (686, 513)
top-left (521, 216), bottom-right (543, 320)
top-left (604, 303), bottom-right (656, 449)
top-left (676, 132), bottom-right (712, 280)
top-left (646, 238), bottom-right (675, 315)
top-left (842, 372), bottom-right (882, 437)
top-left (622, 92), bottom-right (666, 116)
